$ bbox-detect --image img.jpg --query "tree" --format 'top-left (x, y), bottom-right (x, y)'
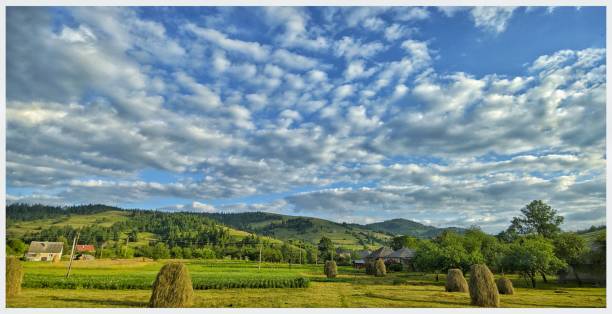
top-left (502, 236), bottom-right (566, 288)
top-left (412, 240), bottom-right (443, 281)
top-left (554, 232), bottom-right (587, 285)
top-left (318, 236), bottom-right (334, 261)
top-left (6, 238), bottom-right (27, 256)
top-left (506, 200), bottom-right (564, 239)
top-left (391, 235), bottom-right (418, 250)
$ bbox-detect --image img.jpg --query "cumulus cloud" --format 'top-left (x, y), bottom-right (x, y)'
top-left (6, 7), bottom-right (605, 232)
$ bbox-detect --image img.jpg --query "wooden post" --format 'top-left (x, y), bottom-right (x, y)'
top-left (258, 242), bottom-right (262, 270)
top-left (299, 244), bottom-right (302, 265)
top-left (315, 249), bottom-right (318, 265)
top-left (66, 232), bottom-right (79, 278)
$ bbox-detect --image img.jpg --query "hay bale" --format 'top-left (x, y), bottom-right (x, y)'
top-left (496, 277), bottom-right (514, 295)
top-left (149, 262), bottom-right (193, 308)
top-left (365, 261), bottom-right (376, 275)
top-left (468, 264), bottom-right (500, 307)
top-left (445, 268), bottom-right (468, 292)
top-left (6, 257), bottom-right (23, 297)
top-left (375, 258), bottom-right (386, 277)
top-left (324, 260), bottom-right (337, 278)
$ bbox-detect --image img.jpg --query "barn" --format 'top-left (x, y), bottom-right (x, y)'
top-left (25, 241), bottom-right (63, 262)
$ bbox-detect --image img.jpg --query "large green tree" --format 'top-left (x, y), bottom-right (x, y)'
top-left (317, 236), bottom-right (335, 262)
top-left (506, 200), bottom-right (564, 239)
top-left (502, 236), bottom-right (566, 287)
top-left (553, 232), bottom-right (587, 286)
top-left (390, 235), bottom-right (419, 250)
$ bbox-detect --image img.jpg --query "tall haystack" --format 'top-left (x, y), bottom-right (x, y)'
top-left (365, 261), bottom-right (376, 275)
top-left (375, 258), bottom-right (386, 277)
top-left (496, 277), bottom-right (514, 295)
top-left (149, 262), bottom-right (193, 308)
top-left (324, 260), bottom-right (337, 278)
top-left (445, 268), bottom-right (468, 292)
top-left (468, 264), bottom-right (500, 307)
top-left (6, 257), bottom-right (23, 297)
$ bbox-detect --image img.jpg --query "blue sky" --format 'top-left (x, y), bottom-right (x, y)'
top-left (6, 6), bottom-right (606, 232)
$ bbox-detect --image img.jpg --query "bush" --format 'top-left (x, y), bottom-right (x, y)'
top-left (324, 260), bottom-right (337, 278)
top-left (149, 262), bottom-right (193, 308)
top-left (468, 264), bottom-right (499, 307)
top-left (496, 277), bottom-right (514, 295)
top-left (6, 257), bottom-right (23, 297)
top-left (445, 268), bottom-right (468, 292)
top-left (388, 263), bottom-right (404, 272)
top-left (375, 258), bottom-right (386, 277)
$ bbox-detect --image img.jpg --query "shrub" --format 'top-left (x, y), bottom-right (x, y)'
top-left (388, 263), bottom-right (404, 272)
top-left (375, 258), bottom-right (386, 277)
top-left (6, 257), bottom-right (23, 297)
top-left (324, 260), bottom-right (337, 278)
top-left (496, 277), bottom-right (514, 295)
top-left (445, 268), bottom-right (468, 292)
top-left (149, 262), bottom-right (193, 308)
top-left (468, 264), bottom-right (500, 307)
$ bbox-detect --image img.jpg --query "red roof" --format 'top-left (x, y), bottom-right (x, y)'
top-left (76, 245), bottom-right (95, 252)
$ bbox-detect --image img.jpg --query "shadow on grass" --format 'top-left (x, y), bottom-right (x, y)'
top-left (50, 296), bottom-right (147, 307)
top-left (362, 292), bottom-right (470, 307)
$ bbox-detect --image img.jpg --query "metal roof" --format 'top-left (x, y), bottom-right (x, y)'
top-left (27, 241), bottom-right (64, 254)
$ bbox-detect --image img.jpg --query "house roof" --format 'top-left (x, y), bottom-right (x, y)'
top-left (356, 250), bottom-right (371, 258)
top-left (76, 245), bottom-right (95, 252)
top-left (27, 241), bottom-right (64, 254)
top-left (367, 247), bottom-right (394, 259)
top-left (353, 259), bottom-right (365, 264)
top-left (388, 247), bottom-right (415, 259)
top-left (336, 248), bottom-right (351, 254)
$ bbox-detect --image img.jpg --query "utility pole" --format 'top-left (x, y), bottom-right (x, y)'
top-left (258, 242), bottom-right (262, 270)
top-left (299, 244), bottom-right (302, 265)
top-left (66, 232), bottom-right (79, 278)
top-left (315, 249), bottom-right (318, 265)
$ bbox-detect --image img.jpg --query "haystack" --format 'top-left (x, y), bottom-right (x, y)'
top-left (6, 257), bottom-right (23, 297)
top-left (496, 277), bottom-right (514, 295)
top-left (365, 261), bottom-right (376, 275)
top-left (468, 264), bottom-right (500, 307)
top-left (324, 260), bottom-right (337, 278)
top-left (445, 268), bottom-right (468, 292)
top-left (149, 262), bottom-right (193, 308)
top-left (375, 258), bottom-right (386, 277)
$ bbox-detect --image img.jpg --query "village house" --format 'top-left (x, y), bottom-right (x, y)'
top-left (76, 244), bottom-right (96, 253)
top-left (365, 246), bottom-right (394, 264)
top-left (25, 241), bottom-right (63, 262)
top-left (386, 247), bottom-right (416, 269)
top-left (352, 249), bottom-right (371, 269)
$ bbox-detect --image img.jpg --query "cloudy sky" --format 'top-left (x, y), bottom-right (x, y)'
top-left (6, 6), bottom-right (606, 232)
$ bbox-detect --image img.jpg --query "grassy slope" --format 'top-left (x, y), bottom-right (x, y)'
top-left (6, 259), bottom-right (605, 308)
top-left (578, 228), bottom-right (606, 246)
top-left (7, 210), bottom-right (282, 247)
top-left (206, 212), bottom-right (392, 249)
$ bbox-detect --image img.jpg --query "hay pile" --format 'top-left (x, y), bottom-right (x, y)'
top-left (445, 268), bottom-right (468, 292)
top-left (324, 260), bottom-right (337, 278)
top-left (468, 264), bottom-right (499, 307)
top-left (375, 258), bottom-right (386, 277)
top-left (365, 261), bottom-right (376, 275)
top-left (149, 262), bottom-right (194, 308)
top-left (496, 277), bottom-right (514, 295)
top-left (6, 257), bottom-right (23, 297)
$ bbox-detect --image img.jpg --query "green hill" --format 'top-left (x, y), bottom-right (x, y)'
top-left (204, 212), bottom-right (391, 250)
top-left (363, 218), bottom-right (468, 238)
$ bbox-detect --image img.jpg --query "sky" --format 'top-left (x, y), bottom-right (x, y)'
top-left (6, 6), bottom-right (606, 233)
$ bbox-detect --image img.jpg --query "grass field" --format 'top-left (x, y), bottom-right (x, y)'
top-left (6, 259), bottom-right (606, 308)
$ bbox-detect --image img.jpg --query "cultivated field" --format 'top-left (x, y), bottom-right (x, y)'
top-left (6, 259), bottom-right (606, 308)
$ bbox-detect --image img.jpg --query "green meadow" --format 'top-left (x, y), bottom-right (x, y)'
top-left (6, 259), bottom-right (606, 308)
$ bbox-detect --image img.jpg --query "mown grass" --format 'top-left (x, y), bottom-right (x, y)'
top-left (6, 259), bottom-right (606, 308)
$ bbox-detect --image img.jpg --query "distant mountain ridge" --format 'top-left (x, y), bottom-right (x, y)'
top-left (363, 218), bottom-right (468, 238)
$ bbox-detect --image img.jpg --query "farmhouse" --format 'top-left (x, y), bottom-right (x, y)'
top-left (365, 246), bottom-right (394, 263)
top-left (25, 241), bottom-right (63, 262)
top-left (386, 247), bottom-right (415, 268)
top-left (352, 249), bottom-right (371, 269)
top-left (76, 244), bottom-right (96, 253)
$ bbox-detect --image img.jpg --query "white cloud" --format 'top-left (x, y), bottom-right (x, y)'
top-left (470, 7), bottom-right (517, 34)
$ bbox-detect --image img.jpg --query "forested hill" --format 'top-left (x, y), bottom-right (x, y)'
top-left (363, 218), bottom-right (468, 238)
